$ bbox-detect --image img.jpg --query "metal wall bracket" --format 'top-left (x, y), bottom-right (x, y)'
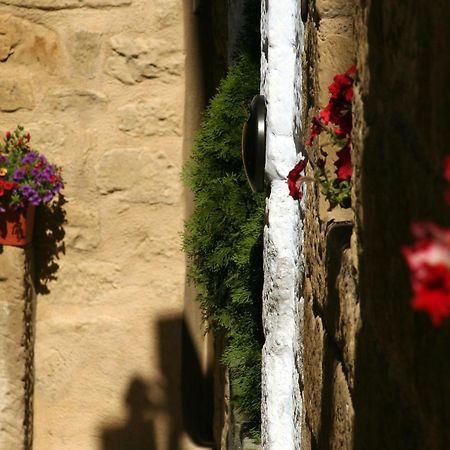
top-left (241, 95), bottom-right (267, 193)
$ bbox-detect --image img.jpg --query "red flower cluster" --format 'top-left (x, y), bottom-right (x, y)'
top-left (403, 223), bottom-right (450, 326)
top-left (287, 159), bottom-right (307, 200)
top-left (0, 179), bottom-right (17, 197)
top-left (287, 66), bottom-right (356, 207)
top-left (319, 65), bottom-right (356, 139)
top-left (305, 65), bottom-right (356, 182)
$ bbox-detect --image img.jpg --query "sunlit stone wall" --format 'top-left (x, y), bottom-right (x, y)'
top-left (0, 1), bottom-right (205, 449)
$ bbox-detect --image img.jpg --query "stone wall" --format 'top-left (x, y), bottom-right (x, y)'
top-left (0, 247), bottom-right (35, 449)
top-left (0, 0), bottom-right (213, 449)
top-left (301, 0), bottom-right (450, 449)
top-left (301, 0), bottom-right (356, 448)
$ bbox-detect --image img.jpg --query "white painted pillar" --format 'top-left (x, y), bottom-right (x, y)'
top-left (260, 0), bottom-right (304, 449)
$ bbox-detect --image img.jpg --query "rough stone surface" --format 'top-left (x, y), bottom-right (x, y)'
top-left (49, 89), bottom-right (108, 112)
top-left (0, 78), bottom-right (34, 112)
top-left (301, 0), bottom-right (356, 449)
top-left (315, 0), bottom-right (354, 18)
top-left (302, 297), bottom-right (324, 440)
top-left (0, 14), bottom-right (60, 70)
top-left (328, 362), bottom-right (354, 450)
top-left (261, 0), bottom-right (304, 448)
top-left (0, 247), bottom-right (35, 450)
top-left (118, 95), bottom-right (182, 136)
top-left (95, 145), bottom-right (180, 204)
top-left (105, 33), bottom-right (182, 84)
top-left (68, 31), bottom-right (102, 78)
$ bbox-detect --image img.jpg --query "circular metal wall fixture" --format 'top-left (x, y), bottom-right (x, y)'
top-left (241, 95), bottom-right (267, 193)
top-left (301, 0), bottom-right (309, 22)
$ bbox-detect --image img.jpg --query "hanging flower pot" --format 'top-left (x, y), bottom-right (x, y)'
top-left (0, 125), bottom-right (64, 247)
top-left (0, 204), bottom-right (36, 247)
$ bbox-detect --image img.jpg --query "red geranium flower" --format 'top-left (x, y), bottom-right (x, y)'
top-left (335, 144), bottom-right (352, 180)
top-left (287, 159), bottom-right (307, 200)
top-left (329, 74), bottom-right (353, 102)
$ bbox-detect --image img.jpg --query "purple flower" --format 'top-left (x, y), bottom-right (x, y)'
top-left (30, 195), bottom-right (41, 206)
top-left (0, 155), bottom-right (8, 164)
top-left (20, 184), bottom-right (33, 196)
top-left (43, 190), bottom-right (53, 203)
top-left (13, 168), bottom-right (26, 182)
top-left (41, 166), bottom-right (54, 182)
top-left (20, 184), bottom-right (41, 206)
top-left (21, 151), bottom-right (38, 165)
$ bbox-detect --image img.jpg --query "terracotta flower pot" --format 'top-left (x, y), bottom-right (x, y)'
top-left (0, 204), bottom-right (36, 247)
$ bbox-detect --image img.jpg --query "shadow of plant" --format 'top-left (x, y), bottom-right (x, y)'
top-left (33, 195), bottom-right (67, 294)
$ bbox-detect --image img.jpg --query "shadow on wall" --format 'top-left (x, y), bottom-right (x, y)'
top-left (101, 377), bottom-right (159, 450)
top-left (100, 316), bottom-right (214, 450)
top-left (353, 1), bottom-right (450, 449)
top-left (33, 194), bottom-right (66, 294)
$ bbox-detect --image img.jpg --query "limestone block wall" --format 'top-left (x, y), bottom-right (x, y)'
top-left (0, 1), bottom-right (208, 449)
top-left (301, 0), bottom-right (450, 449)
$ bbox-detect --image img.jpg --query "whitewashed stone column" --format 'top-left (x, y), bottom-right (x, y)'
top-left (260, 0), bottom-right (304, 449)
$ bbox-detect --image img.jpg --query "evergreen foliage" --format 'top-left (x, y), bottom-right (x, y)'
top-left (183, 52), bottom-right (264, 424)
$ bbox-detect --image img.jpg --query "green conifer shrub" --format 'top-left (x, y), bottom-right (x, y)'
top-left (183, 53), bottom-right (264, 424)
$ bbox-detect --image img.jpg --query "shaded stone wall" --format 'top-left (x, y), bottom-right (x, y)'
top-left (0, 0), bottom-right (213, 449)
top-left (351, 0), bottom-right (450, 448)
top-left (301, 0), bottom-right (450, 449)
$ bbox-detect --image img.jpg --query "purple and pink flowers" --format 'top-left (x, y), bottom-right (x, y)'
top-left (0, 126), bottom-right (64, 212)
